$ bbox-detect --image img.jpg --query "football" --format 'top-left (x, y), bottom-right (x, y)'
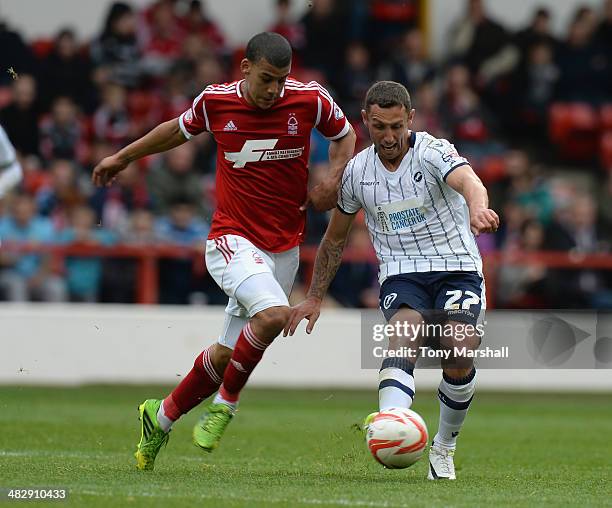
top-left (366, 408), bottom-right (429, 469)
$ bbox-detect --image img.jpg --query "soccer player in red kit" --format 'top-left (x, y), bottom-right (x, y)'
top-left (92, 32), bottom-right (356, 470)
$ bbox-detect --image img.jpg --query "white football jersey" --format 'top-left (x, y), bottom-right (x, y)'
top-left (338, 131), bottom-right (482, 283)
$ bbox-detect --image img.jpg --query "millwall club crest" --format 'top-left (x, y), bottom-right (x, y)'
top-left (288, 113), bottom-right (298, 135)
top-left (383, 293), bottom-right (397, 309)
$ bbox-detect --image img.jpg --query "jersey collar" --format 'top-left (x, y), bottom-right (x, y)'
top-left (236, 79), bottom-right (285, 97)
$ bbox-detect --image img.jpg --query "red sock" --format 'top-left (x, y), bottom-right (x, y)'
top-left (219, 322), bottom-right (270, 403)
top-left (163, 346), bottom-right (222, 421)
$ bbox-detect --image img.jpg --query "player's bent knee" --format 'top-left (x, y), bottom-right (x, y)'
top-left (445, 320), bottom-right (481, 350)
top-left (390, 306), bottom-right (424, 326)
top-left (443, 366), bottom-right (474, 380)
top-left (252, 306), bottom-right (291, 337)
top-left (210, 343), bottom-right (232, 373)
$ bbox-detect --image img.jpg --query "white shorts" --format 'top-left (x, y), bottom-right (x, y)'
top-left (205, 234), bottom-right (299, 321)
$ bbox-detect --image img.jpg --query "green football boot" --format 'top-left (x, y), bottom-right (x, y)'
top-left (135, 399), bottom-right (170, 471)
top-left (193, 403), bottom-right (234, 452)
top-left (363, 411), bottom-right (379, 433)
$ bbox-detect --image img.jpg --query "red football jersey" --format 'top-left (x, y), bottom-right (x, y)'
top-left (178, 78), bottom-right (349, 253)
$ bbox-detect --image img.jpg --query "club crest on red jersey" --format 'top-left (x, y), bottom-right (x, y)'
top-left (288, 113), bottom-right (298, 135)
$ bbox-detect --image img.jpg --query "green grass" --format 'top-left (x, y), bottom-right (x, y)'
top-left (0, 386), bottom-right (610, 507)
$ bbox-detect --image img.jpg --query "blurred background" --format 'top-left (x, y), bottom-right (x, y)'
top-left (0, 0), bottom-right (611, 311)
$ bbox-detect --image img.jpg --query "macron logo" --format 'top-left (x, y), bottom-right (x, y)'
top-left (225, 139), bottom-right (304, 168)
top-left (224, 120), bottom-right (237, 131)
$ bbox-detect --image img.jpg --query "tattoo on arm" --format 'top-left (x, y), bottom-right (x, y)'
top-left (308, 237), bottom-right (346, 300)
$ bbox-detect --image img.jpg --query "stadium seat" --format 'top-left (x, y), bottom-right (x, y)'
top-left (601, 104), bottom-right (612, 131)
top-left (601, 131), bottom-right (612, 171)
top-left (478, 156), bottom-right (506, 185)
top-left (30, 38), bottom-right (54, 58)
top-left (127, 90), bottom-right (163, 129)
top-left (548, 102), bottom-right (599, 161)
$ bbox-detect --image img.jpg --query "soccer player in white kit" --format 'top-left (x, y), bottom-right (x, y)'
top-left (286, 81), bottom-right (499, 480)
top-left (0, 125), bottom-right (23, 200)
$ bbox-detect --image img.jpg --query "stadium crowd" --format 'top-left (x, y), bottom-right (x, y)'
top-left (0, 0), bottom-right (611, 308)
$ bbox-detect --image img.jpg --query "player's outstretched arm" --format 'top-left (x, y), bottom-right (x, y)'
top-left (446, 165), bottom-right (500, 236)
top-left (302, 125), bottom-right (356, 212)
top-left (92, 118), bottom-right (188, 187)
top-left (284, 208), bottom-right (356, 336)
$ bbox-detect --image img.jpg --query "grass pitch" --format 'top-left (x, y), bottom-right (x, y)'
top-left (0, 386), bottom-right (610, 507)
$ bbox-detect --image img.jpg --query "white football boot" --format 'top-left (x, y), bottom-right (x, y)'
top-left (427, 443), bottom-right (456, 480)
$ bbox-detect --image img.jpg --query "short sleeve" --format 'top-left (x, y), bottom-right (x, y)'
top-left (422, 138), bottom-right (470, 181)
top-left (337, 158), bottom-right (361, 214)
top-left (0, 125), bottom-right (16, 168)
top-left (178, 90), bottom-right (210, 139)
top-left (314, 83), bottom-right (350, 141)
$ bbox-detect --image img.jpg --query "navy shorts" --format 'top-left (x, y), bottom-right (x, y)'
top-left (379, 271), bottom-right (485, 326)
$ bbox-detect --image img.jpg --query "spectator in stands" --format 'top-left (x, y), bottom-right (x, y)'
top-left (173, 33), bottom-right (223, 97)
top-left (123, 208), bottom-right (158, 244)
top-left (36, 159), bottom-right (87, 230)
top-left (360, 0), bottom-right (419, 58)
top-left (0, 193), bottom-right (66, 302)
top-left (93, 82), bottom-right (133, 148)
top-left (494, 200), bottom-right (527, 250)
top-left (513, 7), bottom-right (558, 62)
top-left (511, 41), bottom-right (559, 136)
top-left (411, 81), bottom-right (446, 139)
top-left (192, 54), bottom-right (225, 94)
top-left (140, 0), bottom-right (184, 78)
top-left (545, 193), bottom-right (611, 307)
top-left (91, 150), bottom-right (150, 229)
top-left (0, 18), bottom-right (36, 87)
top-left (378, 28), bottom-right (435, 93)
top-left (156, 196), bottom-right (209, 246)
top-left (595, 0), bottom-right (612, 51)
top-left (179, 0), bottom-right (226, 55)
top-left (337, 42), bottom-right (374, 120)
top-left (448, 0), bottom-right (519, 87)
top-left (147, 142), bottom-right (205, 216)
top-left (0, 75), bottom-right (40, 156)
top-left (156, 196), bottom-right (209, 304)
top-left (555, 7), bottom-right (610, 104)
top-left (90, 2), bottom-right (142, 88)
top-left (505, 151), bottom-right (554, 225)
top-left (162, 72), bottom-right (192, 121)
top-left (599, 172), bottom-right (612, 237)
top-left (439, 63), bottom-right (500, 159)
top-left (269, 0), bottom-right (305, 53)
top-left (37, 28), bottom-right (94, 113)
top-left (301, 0), bottom-right (347, 86)
top-left (497, 218), bottom-right (549, 307)
top-left (99, 207), bottom-right (159, 303)
top-left (595, 0), bottom-right (612, 98)
top-left (58, 205), bottom-right (115, 302)
top-left (39, 97), bottom-right (88, 165)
